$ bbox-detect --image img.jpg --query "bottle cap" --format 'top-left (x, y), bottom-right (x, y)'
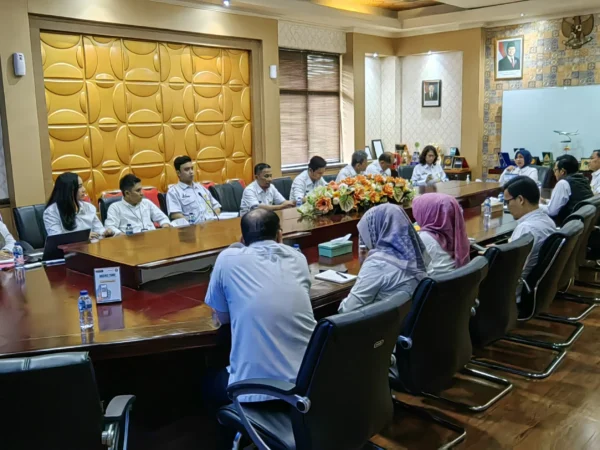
top-left (80, 290), bottom-right (88, 295)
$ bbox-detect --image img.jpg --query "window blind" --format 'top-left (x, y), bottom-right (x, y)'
top-left (279, 49), bottom-right (341, 167)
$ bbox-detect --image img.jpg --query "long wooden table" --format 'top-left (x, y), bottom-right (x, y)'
top-left (0, 200), bottom-right (515, 361)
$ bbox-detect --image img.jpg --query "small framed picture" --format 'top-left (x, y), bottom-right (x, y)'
top-left (449, 147), bottom-right (460, 157)
top-left (371, 139), bottom-right (384, 158)
top-left (365, 145), bottom-right (374, 159)
top-left (580, 158), bottom-right (591, 171)
top-left (542, 152), bottom-right (554, 167)
top-left (495, 36), bottom-right (524, 80)
top-left (531, 156), bottom-right (541, 166)
top-left (453, 157), bottom-right (464, 169)
top-left (422, 80), bottom-right (441, 108)
top-left (443, 156), bottom-right (454, 169)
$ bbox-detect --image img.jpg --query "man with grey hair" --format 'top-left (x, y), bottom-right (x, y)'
top-left (336, 150), bottom-right (369, 182)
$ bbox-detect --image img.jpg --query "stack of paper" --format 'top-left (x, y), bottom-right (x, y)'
top-left (315, 270), bottom-right (357, 284)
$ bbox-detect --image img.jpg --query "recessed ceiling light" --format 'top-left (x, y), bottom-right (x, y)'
top-left (223, 0), bottom-right (230, 6)
top-left (428, 51), bottom-right (432, 55)
top-left (520, 13), bottom-right (525, 17)
top-left (373, 52), bottom-right (379, 58)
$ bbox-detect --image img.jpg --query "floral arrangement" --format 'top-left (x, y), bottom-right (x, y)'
top-left (298, 174), bottom-right (414, 217)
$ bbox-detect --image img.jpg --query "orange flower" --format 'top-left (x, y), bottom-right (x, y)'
top-left (328, 181), bottom-right (339, 190)
top-left (315, 197), bottom-right (333, 213)
top-left (395, 178), bottom-right (406, 188)
top-left (356, 175), bottom-right (369, 186)
top-left (382, 183), bottom-right (394, 197)
top-left (343, 177), bottom-right (356, 186)
top-left (374, 174), bottom-right (385, 184)
top-left (353, 186), bottom-right (366, 201)
top-left (385, 176), bottom-right (395, 184)
top-left (369, 190), bottom-right (381, 203)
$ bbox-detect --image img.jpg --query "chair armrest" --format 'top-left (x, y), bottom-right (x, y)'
top-left (227, 378), bottom-right (310, 412)
top-left (104, 395), bottom-right (136, 422)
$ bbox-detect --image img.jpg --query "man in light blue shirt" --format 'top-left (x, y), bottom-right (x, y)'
top-left (205, 209), bottom-right (316, 404)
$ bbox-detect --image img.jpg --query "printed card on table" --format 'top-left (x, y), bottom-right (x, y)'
top-left (94, 267), bottom-right (122, 304)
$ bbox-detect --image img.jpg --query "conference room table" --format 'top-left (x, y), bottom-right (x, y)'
top-left (0, 181), bottom-right (512, 361)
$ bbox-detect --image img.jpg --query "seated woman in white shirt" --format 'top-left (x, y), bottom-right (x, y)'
top-left (412, 193), bottom-right (471, 276)
top-left (43, 172), bottom-right (113, 239)
top-left (498, 149), bottom-right (538, 185)
top-left (338, 203), bottom-right (429, 313)
top-left (0, 220), bottom-right (17, 259)
top-left (410, 145), bottom-right (448, 186)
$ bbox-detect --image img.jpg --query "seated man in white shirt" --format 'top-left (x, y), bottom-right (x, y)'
top-left (166, 155), bottom-right (221, 223)
top-left (365, 152), bottom-right (394, 177)
top-left (336, 150), bottom-right (369, 183)
top-left (503, 176), bottom-right (557, 301)
top-left (539, 154), bottom-right (593, 225)
top-left (411, 145), bottom-right (449, 186)
top-left (290, 156), bottom-right (328, 203)
top-left (0, 220), bottom-right (16, 259)
top-left (589, 150), bottom-right (600, 195)
top-left (105, 174), bottom-right (171, 234)
top-left (204, 208), bottom-right (316, 408)
top-left (240, 163), bottom-right (295, 215)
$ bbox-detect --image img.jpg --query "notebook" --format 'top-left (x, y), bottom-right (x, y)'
top-left (315, 270), bottom-right (357, 284)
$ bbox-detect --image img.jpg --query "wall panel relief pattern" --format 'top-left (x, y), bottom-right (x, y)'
top-left (41, 32), bottom-right (252, 201)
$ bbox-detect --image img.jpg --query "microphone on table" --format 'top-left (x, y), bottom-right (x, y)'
top-left (198, 191), bottom-right (220, 221)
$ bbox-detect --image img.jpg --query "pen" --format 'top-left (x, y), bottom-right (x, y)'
top-left (336, 271), bottom-right (348, 279)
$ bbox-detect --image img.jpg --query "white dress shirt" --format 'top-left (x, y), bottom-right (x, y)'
top-left (290, 170), bottom-right (327, 202)
top-left (43, 202), bottom-right (106, 236)
top-left (498, 166), bottom-right (539, 185)
top-left (240, 181), bottom-right (286, 215)
top-left (539, 179), bottom-right (571, 218)
top-left (411, 163), bottom-right (448, 186)
top-left (335, 164), bottom-right (358, 183)
top-left (591, 169), bottom-right (600, 195)
top-left (338, 258), bottom-right (418, 314)
top-left (419, 231), bottom-right (455, 276)
top-left (0, 222), bottom-right (16, 252)
top-left (206, 241), bottom-right (316, 403)
top-left (166, 182), bottom-right (221, 223)
top-left (105, 198), bottom-right (170, 235)
top-left (510, 208), bottom-right (557, 300)
top-left (365, 160), bottom-right (391, 177)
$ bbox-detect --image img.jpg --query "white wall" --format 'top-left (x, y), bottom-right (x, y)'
top-left (401, 52), bottom-right (463, 151)
top-left (365, 56), bottom-right (382, 150)
top-left (278, 21), bottom-right (346, 53)
top-left (0, 114), bottom-right (8, 200)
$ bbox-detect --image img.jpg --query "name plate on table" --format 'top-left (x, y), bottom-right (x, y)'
top-left (94, 267), bottom-right (122, 304)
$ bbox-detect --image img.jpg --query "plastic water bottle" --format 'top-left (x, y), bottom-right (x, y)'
top-left (466, 174), bottom-right (471, 183)
top-left (188, 213), bottom-right (196, 225)
top-left (296, 197), bottom-right (302, 208)
top-left (293, 244), bottom-right (301, 252)
top-left (537, 181), bottom-right (542, 192)
top-left (125, 224), bottom-right (133, 236)
top-left (498, 192), bottom-right (504, 203)
top-left (483, 197), bottom-right (492, 219)
top-left (13, 242), bottom-right (24, 268)
top-left (78, 290), bottom-right (94, 330)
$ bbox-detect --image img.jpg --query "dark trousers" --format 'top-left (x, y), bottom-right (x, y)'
top-left (202, 367), bottom-right (236, 449)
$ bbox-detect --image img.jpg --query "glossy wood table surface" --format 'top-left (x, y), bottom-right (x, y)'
top-left (0, 207), bottom-right (515, 361)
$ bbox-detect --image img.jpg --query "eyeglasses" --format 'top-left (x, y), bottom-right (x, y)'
top-left (503, 196), bottom-right (516, 206)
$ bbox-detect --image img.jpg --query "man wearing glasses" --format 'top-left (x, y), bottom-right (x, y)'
top-left (503, 176), bottom-right (556, 302)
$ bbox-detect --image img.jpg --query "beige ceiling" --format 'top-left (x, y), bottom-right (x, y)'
top-left (344, 0), bottom-right (442, 11)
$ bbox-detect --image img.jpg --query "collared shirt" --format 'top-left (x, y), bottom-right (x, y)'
top-left (105, 198), bottom-right (170, 235)
top-left (166, 182), bottom-right (221, 223)
top-left (0, 222), bottom-right (16, 252)
top-left (592, 169), bottom-right (600, 195)
top-left (411, 163), bottom-right (448, 186)
top-left (290, 170), bottom-right (327, 202)
top-left (419, 231), bottom-right (455, 276)
top-left (336, 164), bottom-right (358, 183)
top-left (510, 208), bottom-right (557, 300)
top-left (539, 179), bottom-right (571, 218)
top-left (240, 181), bottom-right (286, 215)
top-left (205, 240), bottom-right (316, 403)
top-left (365, 160), bottom-right (391, 177)
top-left (43, 201), bottom-right (106, 237)
top-left (498, 166), bottom-right (539, 185)
top-left (338, 258), bottom-right (417, 314)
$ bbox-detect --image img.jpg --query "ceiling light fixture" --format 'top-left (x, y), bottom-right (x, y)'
top-left (521, 13), bottom-right (525, 17)
top-left (428, 51), bottom-right (432, 55)
top-left (223, 0), bottom-right (230, 6)
top-left (373, 52), bottom-right (379, 58)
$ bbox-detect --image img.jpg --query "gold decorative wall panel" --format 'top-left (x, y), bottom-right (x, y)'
top-left (41, 32), bottom-right (252, 201)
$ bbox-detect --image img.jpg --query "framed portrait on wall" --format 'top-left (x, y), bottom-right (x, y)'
top-left (495, 36), bottom-right (524, 80)
top-left (422, 80), bottom-right (441, 107)
top-left (580, 158), bottom-right (591, 171)
top-left (371, 139), bottom-right (384, 158)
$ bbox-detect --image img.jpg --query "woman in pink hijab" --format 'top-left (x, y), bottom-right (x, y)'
top-left (412, 193), bottom-right (470, 275)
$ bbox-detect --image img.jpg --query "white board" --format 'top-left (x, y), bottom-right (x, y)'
top-left (501, 85), bottom-right (600, 161)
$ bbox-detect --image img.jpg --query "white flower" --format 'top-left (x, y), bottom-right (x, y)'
top-left (333, 197), bottom-right (340, 205)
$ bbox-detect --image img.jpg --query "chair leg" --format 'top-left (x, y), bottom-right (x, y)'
top-left (557, 290), bottom-right (600, 305)
top-left (508, 317), bottom-right (584, 350)
top-left (470, 343), bottom-right (567, 380)
top-left (232, 432), bottom-right (243, 450)
top-left (540, 300), bottom-right (596, 323)
top-left (392, 398), bottom-right (466, 450)
top-left (420, 366), bottom-right (513, 413)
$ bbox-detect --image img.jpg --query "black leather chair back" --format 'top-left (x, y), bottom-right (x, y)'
top-left (13, 204), bottom-right (47, 249)
top-left (228, 180), bottom-right (244, 211)
top-left (559, 205), bottom-right (596, 288)
top-left (534, 166), bottom-right (554, 188)
top-left (292, 294), bottom-right (408, 449)
top-left (391, 257), bottom-right (488, 394)
top-left (322, 174), bottom-right (336, 183)
top-left (98, 196), bottom-right (122, 223)
top-left (574, 195), bottom-right (600, 259)
top-left (0, 352), bottom-right (104, 450)
top-left (209, 183), bottom-right (239, 213)
top-left (272, 177), bottom-right (292, 200)
top-left (520, 220), bottom-right (583, 319)
top-left (471, 234), bottom-right (534, 347)
top-left (157, 192), bottom-right (168, 215)
top-left (398, 165), bottom-right (415, 180)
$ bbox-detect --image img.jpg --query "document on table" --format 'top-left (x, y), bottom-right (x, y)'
top-left (315, 270), bottom-right (357, 284)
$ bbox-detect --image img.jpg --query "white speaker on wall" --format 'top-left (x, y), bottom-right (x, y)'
top-left (269, 65), bottom-right (277, 80)
top-left (13, 53), bottom-right (26, 77)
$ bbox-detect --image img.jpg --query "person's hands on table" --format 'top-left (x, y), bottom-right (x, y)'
top-left (0, 250), bottom-right (13, 259)
top-left (506, 166), bottom-right (516, 172)
top-left (90, 231), bottom-right (101, 240)
top-left (103, 229), bottom-right (115, 238)
top-left (282, 200), bottom-right (296, 208)
top-left (161, 223), bottom-right (172, 228)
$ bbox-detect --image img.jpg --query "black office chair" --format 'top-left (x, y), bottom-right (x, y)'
top-left (210, 184), bottom-right (240, 214)
top-left (390, 257), bottom-right (513, 414)
top-left (13, 204), bottom-right (47, 250)
top-left (397, 165), bottom-right (415, 180)
top-left (322, 174), bottom-right (336, 183)
top-left (98, 196), bottom-right (122, 223)
top-left (157, 192), bottom-right (168, 215)
top-left (271, 177), bottom-right (292, 200)
top-left (0, 352), bottom-right (134, 450)
top-left (569, 196), bottom-right (600, 292)
top-left (217, 295), bottom-right (408, 450)
top-left (228, 180), bottom-right (245, 211)
top-left (534, 166), bottom-right (554, 189)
